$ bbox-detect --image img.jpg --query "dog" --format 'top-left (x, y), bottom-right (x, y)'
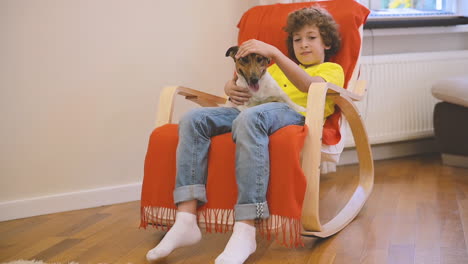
top-left (225, 46), bottom-right (306, 113)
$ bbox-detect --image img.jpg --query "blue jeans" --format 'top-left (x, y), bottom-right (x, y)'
top-left (173, 102), bottom-right (305, 221)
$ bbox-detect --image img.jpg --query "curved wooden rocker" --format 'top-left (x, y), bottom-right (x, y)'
top-left (300, 80), bottom-right (374, 237)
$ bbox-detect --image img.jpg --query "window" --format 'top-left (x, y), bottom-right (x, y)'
top-left (365, 0), bottom-right (455, 13)
top-left (358, 0), bottom-right (468, 28)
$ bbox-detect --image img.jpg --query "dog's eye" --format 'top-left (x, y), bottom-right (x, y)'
top-left (257, 57), bottom-right (264, 63)
top-left (240, 57), bottom-right (249, 64)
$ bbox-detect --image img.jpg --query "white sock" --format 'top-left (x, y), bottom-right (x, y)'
top-left (146, 212), bottom-right (201, 262)
top-left (215, 222), bottom-right (257, 264)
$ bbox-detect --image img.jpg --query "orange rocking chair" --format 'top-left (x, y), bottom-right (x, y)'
top-left (141, 0), bottom-right (373, 246)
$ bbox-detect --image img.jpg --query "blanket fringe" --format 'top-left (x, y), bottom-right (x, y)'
top-left (140, 205), bottom-right (177, 231)
top-left (140, 206), bottom-right (304, 247)
top-left (257, 215), bottom-right (304, 247)
top-left (199, 208), bottom-right (234, 233)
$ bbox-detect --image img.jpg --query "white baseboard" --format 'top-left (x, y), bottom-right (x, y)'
top-left (0, 182), bottom-right (142, 222)
top-left (442, 153), bottom-right (468, 168)
top-left (339, 137), bottom-right (437, 165)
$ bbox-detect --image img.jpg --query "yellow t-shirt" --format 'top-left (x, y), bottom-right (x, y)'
top-left (267, 62), bottom-right (344, 118)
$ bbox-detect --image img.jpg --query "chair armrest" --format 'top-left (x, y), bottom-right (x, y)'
top-left (155, 86), bottom-right (227, 127)
top-left (176, 86), bottom-right (228, 106)
top-left (326, 79), bottom-right (367, 101)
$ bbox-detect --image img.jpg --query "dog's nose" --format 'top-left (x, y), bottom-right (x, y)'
top-left (250, 77), bottom-right (259, 85)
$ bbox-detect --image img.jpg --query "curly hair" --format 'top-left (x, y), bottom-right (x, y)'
top-left (283, 6), bottom-right (341, 63)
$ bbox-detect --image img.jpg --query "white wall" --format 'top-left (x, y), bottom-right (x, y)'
top-left (0, 0), bottom-right (253, 219)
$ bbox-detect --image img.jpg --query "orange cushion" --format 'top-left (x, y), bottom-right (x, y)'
top-left (237, 0), bottom-right (369, 145)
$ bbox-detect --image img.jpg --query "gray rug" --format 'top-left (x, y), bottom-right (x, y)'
top-left (1, 260), bottom-right (78, 264)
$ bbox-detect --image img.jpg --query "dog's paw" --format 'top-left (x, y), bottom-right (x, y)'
top-left (294, 106), bottom-right (307, 113)
top-left (236, 105), bottom-right (248, 112)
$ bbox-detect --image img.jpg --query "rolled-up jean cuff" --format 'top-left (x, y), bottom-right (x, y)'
top-left (173, 184), bottom-right (207, 206)
top-left (235, 201), bottom-right (270, 221)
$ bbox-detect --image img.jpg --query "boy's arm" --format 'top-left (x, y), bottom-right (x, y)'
top-left (236, 39), bottom-right (324, 93)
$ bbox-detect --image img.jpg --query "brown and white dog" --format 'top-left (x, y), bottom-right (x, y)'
top-left (225, 46), bottom-right (306, 113)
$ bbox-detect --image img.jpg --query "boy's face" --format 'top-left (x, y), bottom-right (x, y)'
top-left (292, 24), bottom-right (330, 67)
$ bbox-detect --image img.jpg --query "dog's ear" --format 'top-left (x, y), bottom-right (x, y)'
top-left (266, 57), bottom-right (271, 65)
top-left (225, 46), bottom-right (239, 60)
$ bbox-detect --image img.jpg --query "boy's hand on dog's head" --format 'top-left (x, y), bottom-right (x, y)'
top-left (236, 39), bottom-right (279, 61)
top-left (225, 79), bottom-right (251, 105)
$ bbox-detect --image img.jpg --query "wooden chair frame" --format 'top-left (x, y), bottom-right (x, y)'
top-left (153, 27), bottom-right (373, 238)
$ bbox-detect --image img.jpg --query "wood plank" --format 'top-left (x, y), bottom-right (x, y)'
top-left (48, 203), bottom-right (140, 263)
top-left (457, 199), bottom-right (468, 255)
top-left (8, 237), bottom-right (66, 261)
top-left (440, 246), bottom-right (468, 264)
top-left (387, 244), bottom-right (415, 264)
top-left (360, 249), bottom-right (388, 264)
top-left (414, 202), bottom-right (441, 263)
top-left (31, 239), bottom-right (82, 261)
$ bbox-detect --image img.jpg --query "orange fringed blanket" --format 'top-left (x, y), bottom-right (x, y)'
top-left (140, 124), bottom-right (308, 247)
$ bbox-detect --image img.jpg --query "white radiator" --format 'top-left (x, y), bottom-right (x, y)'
top-left (345, 50), bottom-right (468, 147)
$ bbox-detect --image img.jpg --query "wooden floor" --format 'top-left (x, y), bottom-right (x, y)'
top-left (1, 154), bottom-right (468, 264)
